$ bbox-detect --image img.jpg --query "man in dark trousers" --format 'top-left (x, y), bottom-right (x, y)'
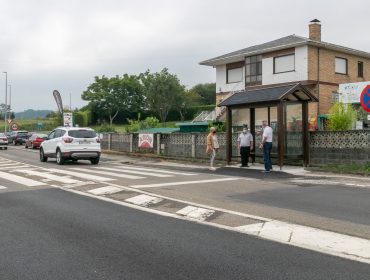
top-left (237, 125), bottom-right (254, 167)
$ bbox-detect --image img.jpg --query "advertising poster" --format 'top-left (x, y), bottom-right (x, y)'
top-left (63, 113), bottom-right (73, 127)
top-left (138, 133), bottom-right (154, 148)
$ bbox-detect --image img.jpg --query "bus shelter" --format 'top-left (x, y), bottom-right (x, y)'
top-left (219, 83), bottom-right (318, 168)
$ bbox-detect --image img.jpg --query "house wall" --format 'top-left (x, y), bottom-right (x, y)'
top-left (216, 65), bottom-right (245, 94)
top-left (307, 46), bottom-right (370, 114)
top-left (262, 46), bottom-right (308, 85)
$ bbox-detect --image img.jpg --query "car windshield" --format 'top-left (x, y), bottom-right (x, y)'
top-left (68, 130), bottom-right (96, 138)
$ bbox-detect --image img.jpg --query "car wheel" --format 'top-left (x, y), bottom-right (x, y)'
top-left (40, 148), bottom-right (48, 162)
top-left (56, 149), bottom-right (65, 165)
top-left (90, 157), bottom-right (100, 165)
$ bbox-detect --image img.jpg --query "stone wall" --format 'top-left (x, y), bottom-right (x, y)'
top-left (101, 130), bottom-right (370, 166)
top-left (309, 130), bottom-right (370, 166)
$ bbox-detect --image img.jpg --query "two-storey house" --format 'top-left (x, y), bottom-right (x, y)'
top-left (200, 20), bottom-right (370, 119)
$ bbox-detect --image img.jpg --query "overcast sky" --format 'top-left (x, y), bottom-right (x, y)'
top-left (1, 0), bottom-right (369, 112)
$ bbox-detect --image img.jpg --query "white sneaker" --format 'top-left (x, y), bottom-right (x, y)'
top-left (209, 167), bottom-right (216, 171)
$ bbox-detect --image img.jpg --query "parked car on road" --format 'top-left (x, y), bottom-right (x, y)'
top-left (25, 133), bottom-right (48, 149)
top-left (0, 133), bottom-right (8, 150)
top-left (8, 130), bottom-right (29, 145)
top-left (40, 127), bottom-right (101, 165)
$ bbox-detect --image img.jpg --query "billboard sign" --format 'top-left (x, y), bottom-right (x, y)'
top-left (63, 113), bottom-right (73, 127)
top-left (138, 133), bottom-right (154, 148)
top-left (338, 82), bottom-right (370, 104)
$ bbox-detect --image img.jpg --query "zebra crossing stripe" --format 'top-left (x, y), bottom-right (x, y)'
top-left (0, 163), bottom-right (23, 167)
top-left (71, 167), bottom-right (145, 180)
top-left (13, 169), bottom-right (82, 184)
top-left (0, 171), bottom-right (46, 187)
top-left (131, 177), bottom-right (240, 188)
top-left (88, 186), bottom-right (123, 195)
top-left (97, 167), bottom-right (172, 178)
top-left (177, 206), bottom-right (215, 221)
top-left (0, 165), bottom-right (30, 170)
top-left (125, 194), bottom-right (163, 207)
top-left (47, 168), bottom-right (115, 182)
top-left (0, 185), bottom-right (7, 190)
top-left (111, 164), bottom-right (197, 176)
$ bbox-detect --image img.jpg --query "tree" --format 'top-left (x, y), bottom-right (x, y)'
top-left (177, 90), bottom-right (201, 121)
top-left (328, 102), bottom-right (357, 131)
top-left (82, 74), bottom-right (144, 125)
top-left (140, 68), bottom-right (185, 123)
top-left (189, 83), bottom-right (216, 105)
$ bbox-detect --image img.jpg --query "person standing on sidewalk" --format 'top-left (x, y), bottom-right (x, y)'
top-left (259, 120), bottom-right (273, 173)
top-left (237, 125), bottom-right (253, 167)
top-left (206, 127), bottom-right (219, 171)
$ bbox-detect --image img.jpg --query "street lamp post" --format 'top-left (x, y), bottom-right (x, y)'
top-left (3, 72), bottom-right (7, 133)
top-left (8, 84), bottom-right (12, 124)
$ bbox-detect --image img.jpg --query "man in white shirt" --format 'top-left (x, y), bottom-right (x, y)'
top-left (237, 125), bottom-right (253, 167)
top-left (259, 120), bottom-right (273, 173)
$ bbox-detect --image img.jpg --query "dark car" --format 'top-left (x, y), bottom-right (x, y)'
top-left (25, 133), bottom-right (48, 149)
top-left (8, 130), bottom-right (29, 145)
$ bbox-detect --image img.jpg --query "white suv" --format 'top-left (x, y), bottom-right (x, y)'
top-left (40, 127), bottom-right (101, 165)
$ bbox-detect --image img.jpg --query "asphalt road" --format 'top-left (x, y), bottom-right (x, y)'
top-left (1, 186), bottom-right (370, 280)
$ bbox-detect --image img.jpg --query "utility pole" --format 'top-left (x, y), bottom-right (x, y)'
top-left (3, 72), bottom-right (7, 133)
top-left (70, 92), bottom-right (72, 111)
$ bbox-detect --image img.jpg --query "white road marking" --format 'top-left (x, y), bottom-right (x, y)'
top-left (177, 206), bottom-right (215, 221)
top-left (236, 220), bottom-right (370, 264)
top-left (13, 169), bottom-right (82, 184)
top-left (47, 168), bottom-right (115, 182)
top-left (0, 163), bottom-right (20, 167)
top-left (61, 187), bottom-right (370, 264)
top-left (125, 194), bottom-right (163, 207)
top-left (88, 186), bottom-right (123, 195)
top-left (131, 177), bottom-right (240, 188)
top-left (0, 185), bottom-right (7, 190)
top-left (1, 165), bottom-right (30, 170)
top-left (0, 171), bottom-right (46, 187)
top-left (111, 164), bottom-right (197, 176)
top-left (97, 167), bottom-right (172, 178)
top-left (71, 167), bottom-right (145, 180)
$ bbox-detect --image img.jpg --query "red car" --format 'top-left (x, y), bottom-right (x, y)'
top-left (25, 133), bottom-right (48, 149)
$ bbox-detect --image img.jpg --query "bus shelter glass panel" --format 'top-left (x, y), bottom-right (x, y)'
top-left (231, 108), bottom-right (250, 157)
top-left (285, 103), bottom-right (303, 156)
top-left (269, 106), bottom-right (278, 155)
top-left (254, 107), bottom-right (268, 156)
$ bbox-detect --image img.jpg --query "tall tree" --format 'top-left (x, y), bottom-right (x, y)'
top-left (189, 83), bottom-right (216, 105)
top-left (82, 74), bottom-right (144, 125)
top-left (177, 90), bottom-right (201, 121)
top-left (140, 68), bottom-right (185, 123)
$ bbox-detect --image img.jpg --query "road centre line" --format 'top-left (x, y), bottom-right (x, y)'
top-left (130, 177), bottom-right (241, 188)
top-left (97, 167), bottom-right (172, 178)
top-left (71, 167), bottom-right (145, 180)
top-left (47, 168), bottom-right (115, 182)
top-left (0, 171), bottom-right (47, 187)
top-left (111, 164), bottom-right (197, 176)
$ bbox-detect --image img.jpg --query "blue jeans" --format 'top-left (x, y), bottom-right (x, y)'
top-left (263, 142), bottom-right (272, 171)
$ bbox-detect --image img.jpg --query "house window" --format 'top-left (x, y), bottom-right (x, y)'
top-left (358, 61), bottom-right (364, 77)
top-left (273, 54), bottom-right (295, 74)
top-left (226, 62), bottom-right (244, 83)
top-left (335, 57), bottom-right (348, 75)
top-left (245, 55), bottom-right (262, 85)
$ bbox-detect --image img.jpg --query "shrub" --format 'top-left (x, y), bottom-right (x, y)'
top-left (328, 102), bottom-right (357, 131)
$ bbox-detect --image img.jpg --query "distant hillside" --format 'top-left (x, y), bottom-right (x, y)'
top-left (15, 109), bottom-right (54, 119)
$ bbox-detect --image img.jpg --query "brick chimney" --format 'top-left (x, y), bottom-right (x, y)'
top-left (309, 19), bottom-right (321, 41)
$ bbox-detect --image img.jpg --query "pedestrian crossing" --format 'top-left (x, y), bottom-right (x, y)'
top-left (0, 157), bottom-right (200, 190)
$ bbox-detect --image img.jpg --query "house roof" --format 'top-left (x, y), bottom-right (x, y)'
top-left (218, 83), bottom-right (318, 107)
top-left (200, 35), bottom-right (370, 66)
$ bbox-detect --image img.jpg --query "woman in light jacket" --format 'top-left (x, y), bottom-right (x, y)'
top-left (206, 127), bottom-right (219, 170)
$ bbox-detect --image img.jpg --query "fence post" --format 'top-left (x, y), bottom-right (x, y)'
top-left (191, 134), bottom-right (196, 158)
top-left (129, 134), bottom-right (133, 153)
top-left (157, 134), bottom-right (161, 155)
